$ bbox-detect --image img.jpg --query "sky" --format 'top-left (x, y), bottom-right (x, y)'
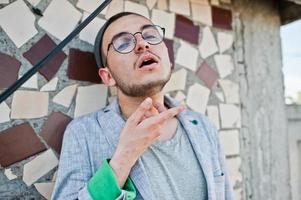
top-left (280, 19), bottom-right (301, 102)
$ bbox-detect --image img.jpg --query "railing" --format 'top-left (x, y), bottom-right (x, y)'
top-left (0, 0), bottom-right (112, 104)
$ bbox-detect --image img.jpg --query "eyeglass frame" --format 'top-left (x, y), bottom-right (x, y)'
top-left (104, 24), bottom-right (165, 66)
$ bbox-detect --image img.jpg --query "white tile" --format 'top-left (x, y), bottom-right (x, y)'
top-left (218, 32), bottom-right (233, 53)
top-left (34, 182), bottom-right (55, 200)
top-left (218, 79), bottom-right (240, 104)
top-left (176, 40), bottom-right (199, 71)
top-left (206, 105), bottom-right (220, 129)
top-left (0, 102), bottom-right (10, 123)
top-left (76, 0), bottom-right (105, 13)
top-left (219, 104), bottom-right (241, 128)
top-left (199, 27), bottom-right (218, 59)
top-left (215, 91), bottom-right (224, 102)
top-left (4, 168), bottom-right (17, 180)
top-left (40, 77), bottom-right (58, 92)
top-left (151, 9), bottom-right (175, 39)
top-left (19, 73), bottom-right (38, 89)
top-left (211, 0), bottom-right (220, 6)
top-left (53, 84), bottom-right (78, 108)
top-left (38, 0), bottom-right (82, 41)
top-left (52, 171), bottom-right (57, 182)
top-left (79, 12), bottom-right (106, 45)
top-left (214, 54), bottom-right (234, 78)
top-left (26, 0), bottom-right (41, 6)
top-left (186, 83), bottom-right (210, 113)
top-left (74, 84), bottom-right (108, 117)
top-left (169, 0), bottom-right (190, 16)
top-left (0, 0), bottom-right (38, 48)
top-left (11, 91), bottom-right (48, 119)
top-left (146, 0), bottom-right (158, 10)
top-left (191, 3), bottom-right (212, 26)
top-left (23, 149), bottom-right (58, 186)
top-left (163, 68), bottom-right (187, 93)
top-left (219, 130), bottom-right (240, 156)
top-left (157, 0), bottom-right (168, 10)
top-left (124, 1), bottom-right (149, 19)
top-left (174, 91), bottom-right (186, 102)
top-left (105, 0), bottom-right (124, 19)
top-left (190, 0), bottom-right (210, 4)
top-left (225, 157), bottom-right (242, 187)
top-left (0, 0), bottom-right (9, 4)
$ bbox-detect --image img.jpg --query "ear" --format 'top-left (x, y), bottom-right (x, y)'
top-left (98, 67), bottom-right (116, 86)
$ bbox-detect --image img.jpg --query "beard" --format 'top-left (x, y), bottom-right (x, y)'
top-left (110, 69), bottom-right (172, 97)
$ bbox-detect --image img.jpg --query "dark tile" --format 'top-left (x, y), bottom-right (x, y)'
top-left (163, 39), bottom-right (175, 69)
top-left (23, 34), bottom-right (67, 81)
top-left (40, 112), bottom-right (72, 155)
top-left (212, 6), bottom-right (232, 30)
top-left (0, 123), bottom-right (46, 167)
top-left (0, 53), bottom-right (21, 89)
top-left (67, 48), bottom-right (101, 83)
top-left (196, 62), bottom-right (218, 89)
top-left (175, 15), bottom-right (200, 45)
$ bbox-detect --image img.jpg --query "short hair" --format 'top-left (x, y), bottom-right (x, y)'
top-left (94, 12), bottom-right (145, 68)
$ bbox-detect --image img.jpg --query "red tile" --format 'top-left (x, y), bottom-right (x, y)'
top-left (175, 15), bottom-right (200, 45)
top-left (23, 34), bottom-right (67, 81)
top-left (40, 112), bottom-right (72, 155)
top-left (67, 48), bottom-right (101, 83)
top-left (163, 39), bottom-right (175, 69)
top-left (196, 62), bottom-right (218, 89)
top-left (212, 6), bottom-right (232, 30)
top-left (0, 123), bottom-right (46, 167)
top-left (0, 53), bottom-right (21, 89)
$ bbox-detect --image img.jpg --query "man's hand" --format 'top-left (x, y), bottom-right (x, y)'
top-left (109, 97), bottom-right (184, 187)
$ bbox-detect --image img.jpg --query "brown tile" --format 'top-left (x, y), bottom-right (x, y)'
top-left (23, 34), bottom-right (67, 81)
top-left (196, 62), bottom-right (218, 89)
top-left (175, 15), bottom-right (200, 45)
top-left (40, 112), bottom-right (72, 155)
top-left (0, 123), bottom-right (46, 167)
top-left (67, 48), bottom-right (101, 83)
top-left (0, 53), bottom-right (21, 89)
top-left (212, 6), bottom-right (232, 30)
top-left (163, 39), bottom-right (175, 69)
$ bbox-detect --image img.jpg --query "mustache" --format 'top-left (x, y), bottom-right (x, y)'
top-left (134, 51), bottom-right (161, 69)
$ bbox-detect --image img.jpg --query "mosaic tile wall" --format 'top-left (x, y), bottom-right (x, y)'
top-left (0, 0), bottom-right (242, 199)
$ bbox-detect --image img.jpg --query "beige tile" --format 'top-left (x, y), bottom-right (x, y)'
top-left (187, 83), bottom-right (210, 113)
top-left (163, 68), bottom-right (187, 93)
top-left (206, 105), bottom-right (220, 129)
top-left (219, 104), bottom-right (241, 128)
top-left (169, 0), bottom-right (190, 16)
top-left (34, 182), bottom-right (55, 200)
top-left (124, 1), bottom-right (149, 19)
top-left (146, 0), bottom-right (158, 10)
top-left (38, 0), bottom-right (82, 41)
top-left (40, 77), bottom-right (58, 92)
top-left (174, 91), bottom-right (186, 102)
top-left (199, 27), bottom-right (218, 59)
top-left (190, 0), bottom-right (210, 4)
top-left (19, 73), bottom-right (38, 89)
top-left (105, 0), bottom-right (124, 19)
top-left (0, 102), bottom-right (10, 123)
top-left (211, 0), bottom-right (220, 5)
top-left (53, 84), bottom-right (78, 108)
top-left (4, 168), bottom-right (17, 180)
top-left (151, 9), bottom-right (175, 39)
top-left (79, 12), bottom-right (106, 45)
top-left (27, 0), bottom-right (41, 6)
top-left (11, 91), bottom-right (48, 119)
top-left (218, 79), bottom-right (240, 104)
top-left (157, 0), bottom-right (168, 10)
top-left (74, 84), bottom-right (108, 117)
top-left (0, 0), bottom-right (38, 48)
top-left (191, 3), bottom-right (212, 26)
top-left (225, 157), bottom-right (242, 187)
top-left (214, 54), bottom-right (234, 78)
top-left (76, 0), bottom-right (105, 13)
top-left (218, 32), bottom-right (233, 53)
top-left (220, 0), bottom-right (231, 4)
top-left (219, 130), bottom-right (240, 156)
top-left (215, 91), bottom-right (225, 102)
top-left (23, 149), bottom-right (58, 186)
top-left (176, 40), bottom-right (199, 71)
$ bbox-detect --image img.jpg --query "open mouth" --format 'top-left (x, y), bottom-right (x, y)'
top-left (139, 58), bottom-right (158, 68)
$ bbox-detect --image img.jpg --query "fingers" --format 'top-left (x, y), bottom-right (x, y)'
top-left (128, 98), bottom-right (153, 124)
top-left (153, 101), bottom-right (167, 113)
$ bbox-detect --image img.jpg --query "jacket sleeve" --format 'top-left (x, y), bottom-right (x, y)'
top-left (51, 122), bottom-right (136, 200)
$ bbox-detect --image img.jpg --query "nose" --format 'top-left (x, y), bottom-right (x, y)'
top-left (134, 33), bottom-right (150, 53)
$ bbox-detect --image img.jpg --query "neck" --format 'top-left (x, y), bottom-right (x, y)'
top-left (117, 90), bottom-right (165, 119)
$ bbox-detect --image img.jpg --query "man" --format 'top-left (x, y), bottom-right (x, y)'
top-left (52, 12), bottom-right (233, 200)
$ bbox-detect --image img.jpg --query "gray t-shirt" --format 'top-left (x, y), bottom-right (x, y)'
top-left (140, 121), bottom-right (208, 200)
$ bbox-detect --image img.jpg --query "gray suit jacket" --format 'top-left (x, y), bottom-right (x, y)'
top-left (52, 96), bottom-right (234, 200)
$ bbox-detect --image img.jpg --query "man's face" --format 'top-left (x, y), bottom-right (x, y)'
top-left (101, 14), bottom-right (172, 97)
